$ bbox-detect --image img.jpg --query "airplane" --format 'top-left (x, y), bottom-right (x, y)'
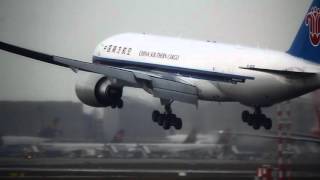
top-left (165, 128), bottom-right (220, 144)
top-left (0, 0), bottom-right (319, 131)
top-left (1, 135), bottom-right (49, 146)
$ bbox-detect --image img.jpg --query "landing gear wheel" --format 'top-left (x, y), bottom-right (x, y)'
top-left (163, 119), bottom-right (171, 130)
top-left (157, 115), bottom-right (165, 126)
top-left (253, 121), bottom-right (261, 130)
top-left (117, 99), bottom-right (124, 109)
top-left (152, 100), bottom-right (183, 130)
top-left (263, 118), bottom-right (272, 130)
top-left (174, 118), bottom-right (182, 130)
top-left (152, 111), bottom-right (160, 122)
top-left (242, 110), bottom-right (250, 122)
top-left (242, 107), bottom-right (273, 130)
top-left (247, 115), bottom-right (253, 126)
top-left (111, 103), bottom-right (117, 109)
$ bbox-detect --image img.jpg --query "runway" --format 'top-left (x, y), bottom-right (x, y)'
top-left (0, 158), bottom-right (319, 179)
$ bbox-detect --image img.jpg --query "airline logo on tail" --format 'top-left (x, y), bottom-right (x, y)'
top-left (305, 6), bottom-right (320, 46)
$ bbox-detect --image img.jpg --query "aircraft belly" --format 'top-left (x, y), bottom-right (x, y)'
top-left (218, 74), bottom-right (292, 107)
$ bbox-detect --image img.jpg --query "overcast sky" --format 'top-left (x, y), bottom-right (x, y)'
top-left (0, 0), bottom-right (312, 101)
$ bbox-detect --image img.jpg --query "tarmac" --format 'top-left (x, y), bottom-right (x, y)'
top-left (0, 158), bottom-right (319, 179)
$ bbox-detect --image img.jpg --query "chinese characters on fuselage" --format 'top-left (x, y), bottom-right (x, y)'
top-left (104, 45), bottom-right (132, 55)
top-left (104, 45), bottom-right (179, 61)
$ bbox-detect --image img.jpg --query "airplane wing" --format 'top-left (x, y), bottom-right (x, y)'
top-left (0, 41), bottom-right (251, 104)
top-left (240, 67), bottom-right (317, 78)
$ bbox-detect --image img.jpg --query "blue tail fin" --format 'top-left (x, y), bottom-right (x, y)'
top-left (288, 0), bottom-right (320, 63)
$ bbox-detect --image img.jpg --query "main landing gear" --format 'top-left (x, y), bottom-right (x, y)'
top-left (152, 100), bottom-right (182, 130)
top-left (106, 87), bottom-right (123, 109)
top-left (242, 107), bottom-right (272, 130)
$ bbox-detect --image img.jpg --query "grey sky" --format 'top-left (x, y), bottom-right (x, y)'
top-left (0, 0), bottom-right (312, 101)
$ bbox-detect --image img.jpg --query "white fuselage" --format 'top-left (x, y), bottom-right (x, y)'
top-left (93, 33), bottom-right (320, 107)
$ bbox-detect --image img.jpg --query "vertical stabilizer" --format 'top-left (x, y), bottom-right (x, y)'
top-left (288, 0), bottom-right (320, 63)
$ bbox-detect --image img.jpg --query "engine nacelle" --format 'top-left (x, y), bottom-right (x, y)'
top-left (75, 73), bottom-right (123, 107)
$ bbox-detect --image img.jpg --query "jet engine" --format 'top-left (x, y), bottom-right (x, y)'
top-left (75, 73), bottom-right (123, 108)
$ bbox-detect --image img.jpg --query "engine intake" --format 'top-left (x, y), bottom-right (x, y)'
top-left (75, 73), bottom-right (123, 108)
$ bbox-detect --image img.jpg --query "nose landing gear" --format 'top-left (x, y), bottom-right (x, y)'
top-left (242, 107), bottom-right (272, 130)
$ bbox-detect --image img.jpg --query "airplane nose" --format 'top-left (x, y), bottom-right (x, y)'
top-left (93, 43), bottom-right (104, 57)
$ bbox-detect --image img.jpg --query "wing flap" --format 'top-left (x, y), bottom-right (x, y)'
top-left (150, 76), bottom-right (198, 104)
top-left (150, 77), bottom-right (197, 95)
top-left (153, 88), bottom-right (198, 104)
